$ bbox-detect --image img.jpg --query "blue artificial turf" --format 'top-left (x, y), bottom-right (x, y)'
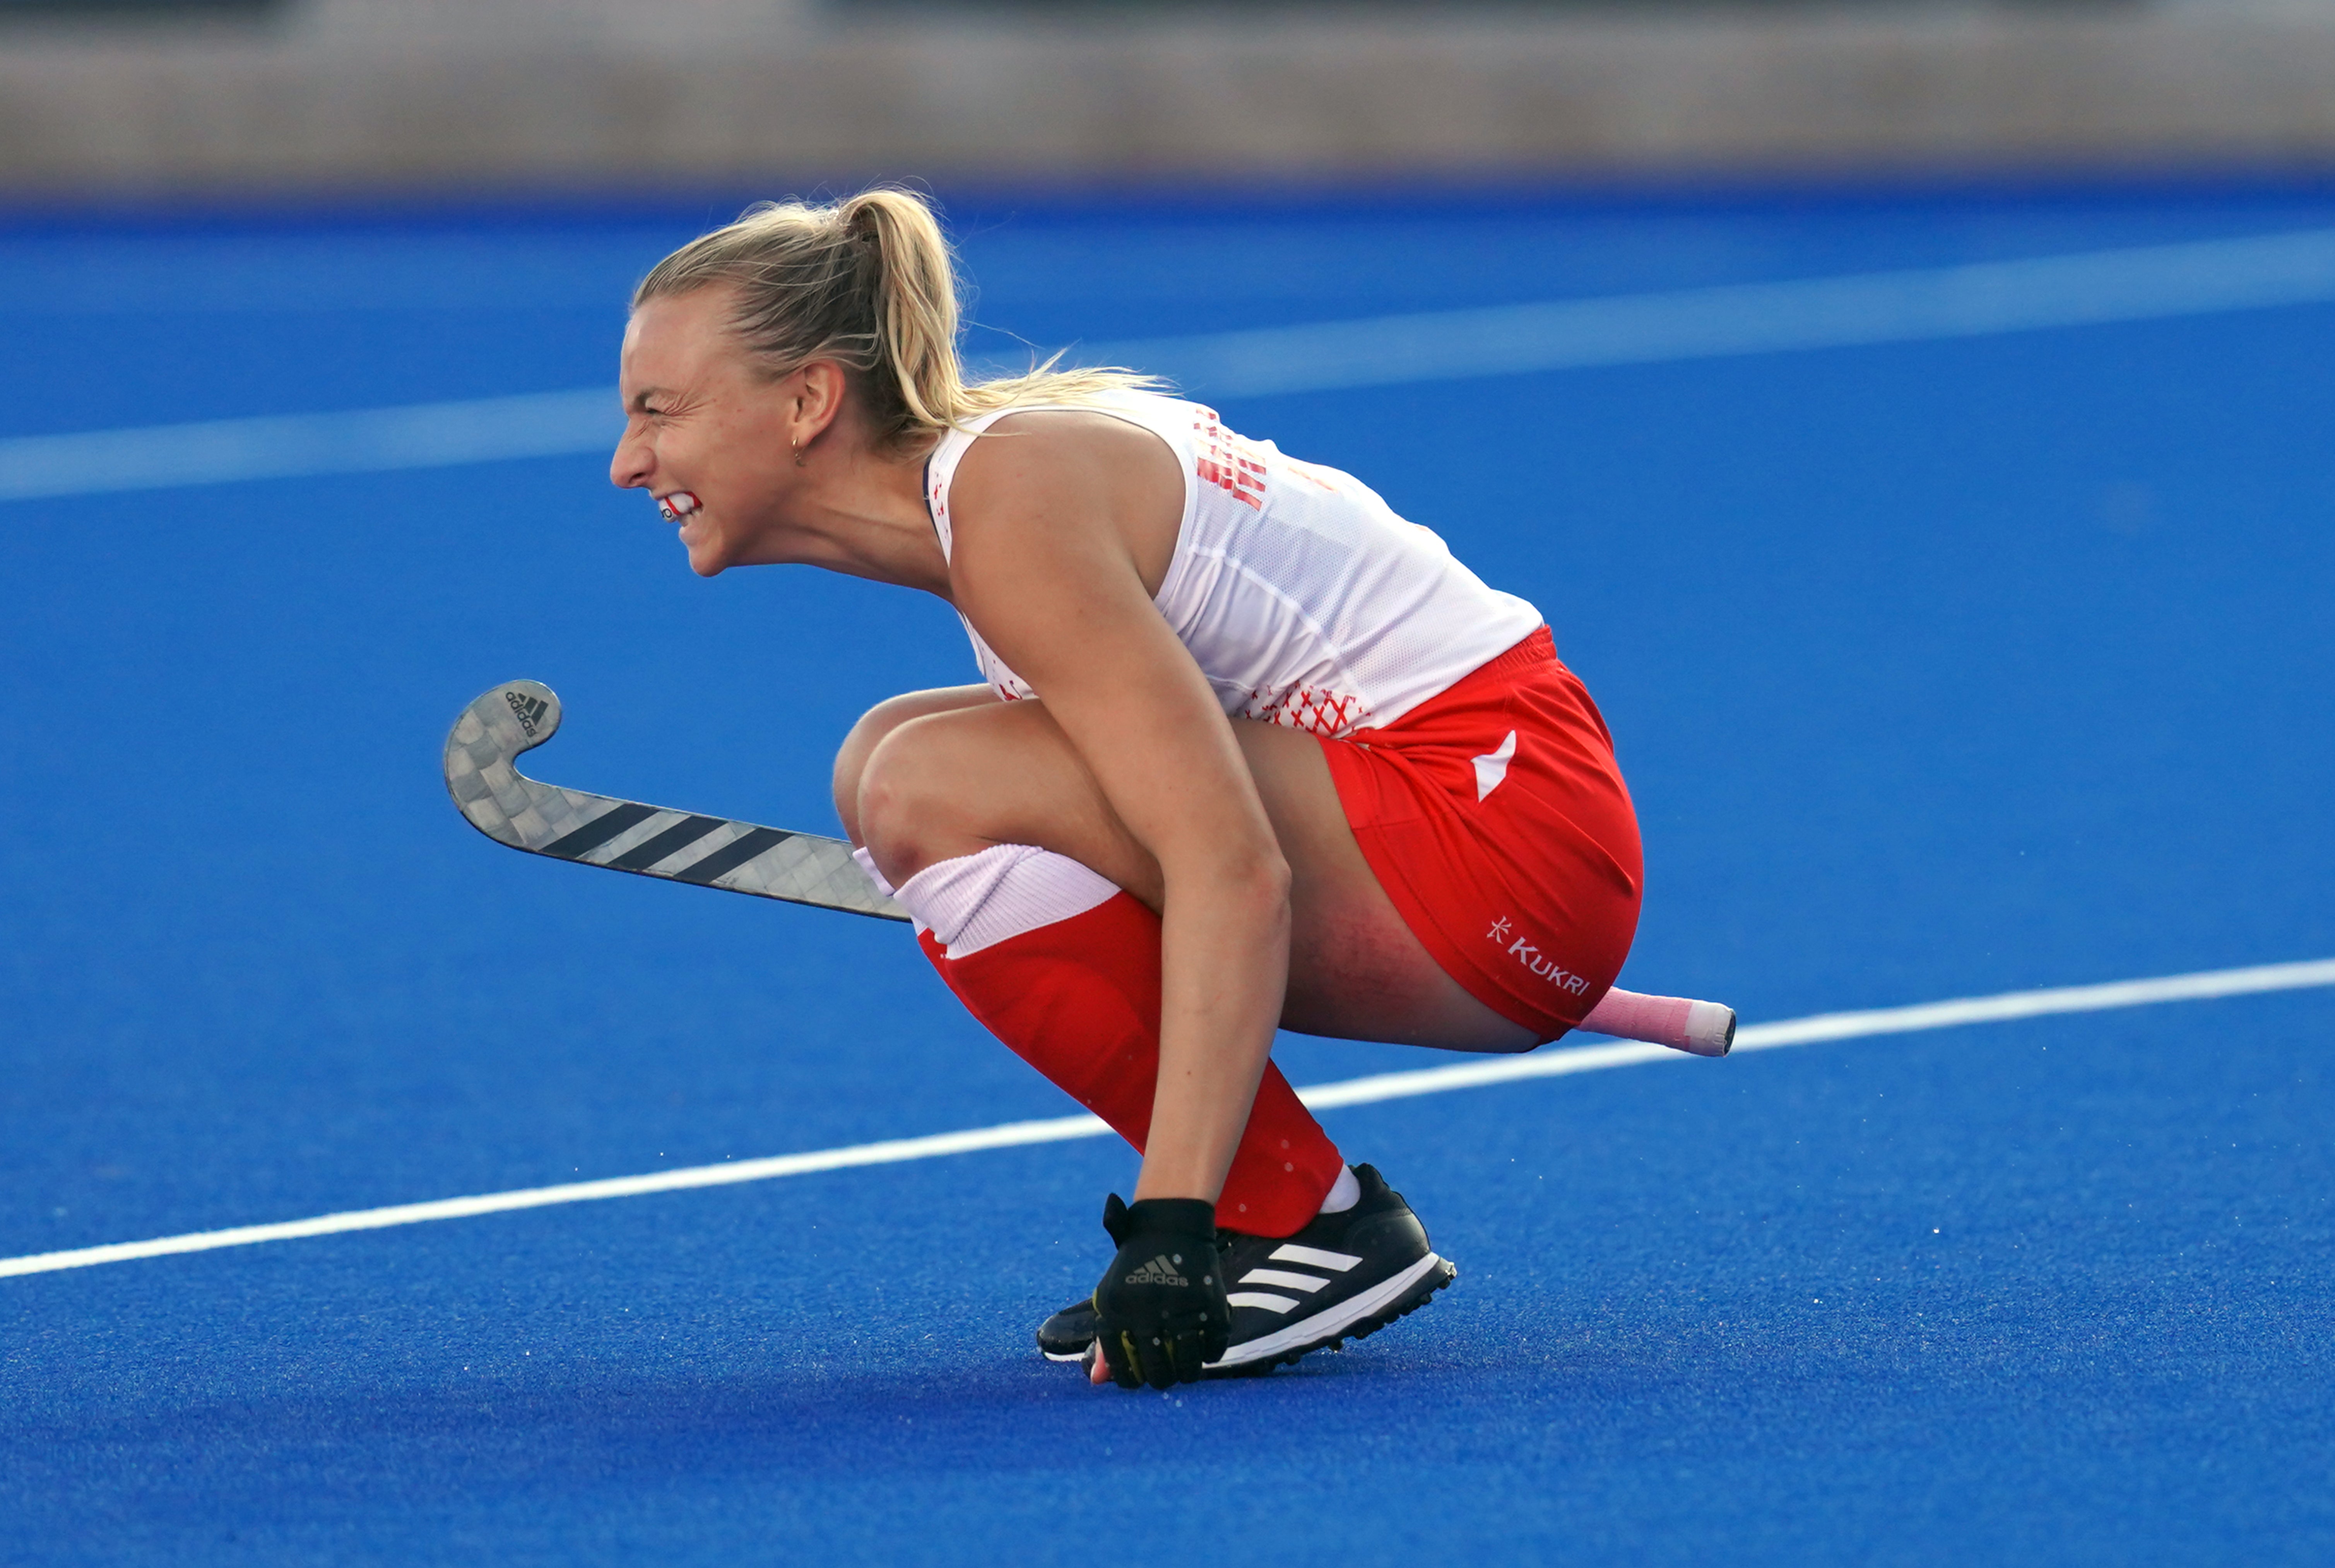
top-left (2, 180), bottom-right (2331, 1565)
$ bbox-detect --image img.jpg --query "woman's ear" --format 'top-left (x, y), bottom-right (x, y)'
top-left (791, 360), bottom-right (851, 450)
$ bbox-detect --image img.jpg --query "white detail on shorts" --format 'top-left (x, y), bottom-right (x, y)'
top-left (884, 843), bottom-right (1120, 959)
top-left (1473, 730), bottom-right (1517, 801)
top-left (1497, 928), bottom-right (1594, 996)
top-left (1269, 1243), bottom-right (1362, 1272)
top-left (1488, 911), bottom-right (1595, 995)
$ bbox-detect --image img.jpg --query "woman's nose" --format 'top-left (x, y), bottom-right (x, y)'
top-left (609, 427), bottom-right (652, 491)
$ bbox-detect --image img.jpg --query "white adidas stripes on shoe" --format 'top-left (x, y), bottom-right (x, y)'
top-left (1038, 1163), bottom-right (1455, 1373)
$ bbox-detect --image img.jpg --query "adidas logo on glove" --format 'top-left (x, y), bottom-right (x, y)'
top-left (1123, 1254), bottom-right (1189, 1288)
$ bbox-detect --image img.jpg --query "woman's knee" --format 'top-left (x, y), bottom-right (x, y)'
top-left (832, 686), bottom-right (994, 844)
top-left (854, 715), bottom-right (976, 886)
top-left (831, 700), bottom-right (905, 841)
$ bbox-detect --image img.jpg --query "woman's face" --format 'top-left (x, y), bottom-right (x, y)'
top-left (611, 285), bottom-right (803, 578)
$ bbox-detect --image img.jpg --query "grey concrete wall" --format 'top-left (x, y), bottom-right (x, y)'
top-left (3, 2), bottom-right (2335, 188)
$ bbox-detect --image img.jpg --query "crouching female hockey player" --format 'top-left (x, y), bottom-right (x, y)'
top-left (609, 189), bottom-right (1646, 1391)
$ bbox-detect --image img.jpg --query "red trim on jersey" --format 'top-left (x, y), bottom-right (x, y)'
top-left (1318, 627), bottom-right (1642, 1043)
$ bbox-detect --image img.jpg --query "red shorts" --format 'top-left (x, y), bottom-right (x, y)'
top-left (1318, 627), bottom-right (1642, 1042)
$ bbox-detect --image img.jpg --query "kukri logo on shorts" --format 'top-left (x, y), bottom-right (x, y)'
top-left (1488, 917), bottom-right (1591, 995)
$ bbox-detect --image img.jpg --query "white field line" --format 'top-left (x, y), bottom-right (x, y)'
top-left (7, 228), bottom-right (2335, 503)
top-left (0, 389), bottom-right (619, 503)
top-left (1087, 225), bottom-right (2335, 398)
top-left (4, 955), bottom-right (2330, 1282)
top-left (1296, 955), bottom-right (2335, 1110)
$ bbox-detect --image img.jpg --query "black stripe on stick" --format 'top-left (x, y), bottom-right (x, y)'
top-left (670, 826), bottom-right (792, 886)
top-left (610, 815), bottom-right (727, 872)
top-left (539, 802), bottom-right (657, 860)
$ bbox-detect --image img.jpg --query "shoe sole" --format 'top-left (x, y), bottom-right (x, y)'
top-left (1042, 1252), bottom-right (1459, 1370)
top-left (1046, 1257), bottom-right (1455, 1371)
top-left (1205, 1251), bottom-right (1455, 1375)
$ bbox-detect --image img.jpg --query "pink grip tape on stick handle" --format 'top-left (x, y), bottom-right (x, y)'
top-left (1579, 988), bottom-right (1737, 1057)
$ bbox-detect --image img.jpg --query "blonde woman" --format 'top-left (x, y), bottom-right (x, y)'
top-left (611, 190), bottom-right (1647, 1392)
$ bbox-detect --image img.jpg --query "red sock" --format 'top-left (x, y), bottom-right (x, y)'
top-left (917, 890), bottom-right (1343, 1238)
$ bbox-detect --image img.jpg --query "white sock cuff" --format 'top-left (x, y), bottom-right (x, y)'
top-left (888, 843), bottom-right (1122, 959)
top-left (848, 845), bottom-right (927, 939)
top-left (850, 844), bottom-right (898, 899)
top-left (1318, 1164), bottom-right (1361, 1216)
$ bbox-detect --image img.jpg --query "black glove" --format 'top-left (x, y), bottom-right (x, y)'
top-left (1090, 1194), bottom-right (1231, 1390)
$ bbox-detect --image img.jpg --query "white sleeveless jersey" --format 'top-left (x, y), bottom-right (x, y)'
top-left (922, 390), bottom-right (1544, 739)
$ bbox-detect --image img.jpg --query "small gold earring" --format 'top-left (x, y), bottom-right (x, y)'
top-left (792, 439), bottom-right (807, 469)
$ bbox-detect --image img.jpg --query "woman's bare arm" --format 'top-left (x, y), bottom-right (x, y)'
top-left (946, 413), bottom-right (1288, 1205)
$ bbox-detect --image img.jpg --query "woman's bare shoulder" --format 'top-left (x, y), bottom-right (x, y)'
top-left (949, 407), bottom-right (1183, 573)
top-left (970, 405), bottom-right (1166, 462)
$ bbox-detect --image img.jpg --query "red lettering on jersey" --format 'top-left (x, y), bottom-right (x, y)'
top-left (1192, 417), bottom-right (1269, 511)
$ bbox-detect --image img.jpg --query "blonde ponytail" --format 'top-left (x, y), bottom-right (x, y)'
top-left (634, 187), bottom-right (1157, 450)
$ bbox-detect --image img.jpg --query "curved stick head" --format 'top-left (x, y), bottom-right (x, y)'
top-left (453, 679), bottom-right (562, 762)
top-left (444, 681), bottom-right (564, 843)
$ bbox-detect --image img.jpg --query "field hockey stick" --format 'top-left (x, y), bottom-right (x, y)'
top-left (443, 679), bottom-right (906, 921)
top-left (441, 679), bottom-right (1734, 1054)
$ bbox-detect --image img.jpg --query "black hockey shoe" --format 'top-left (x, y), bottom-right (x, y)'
top-left (1034, 1164), bottom-right (1455, 1374)
top-left (1037, 1295), bottom-right (1098, 1363)
top-left (1206, 1163), bottom-right (1454, 1374)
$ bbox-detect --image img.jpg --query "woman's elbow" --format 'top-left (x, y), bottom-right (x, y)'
top-left (1189, 845), bottom-right (1293, 925)
top-left (1252, 850), bottom-right (1295, 911)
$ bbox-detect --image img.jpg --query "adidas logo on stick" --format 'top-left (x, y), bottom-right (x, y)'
top-left (1123, 1254), bottom-right (1189, 1288)
top-left (501, 688), bottom-right (550, 738)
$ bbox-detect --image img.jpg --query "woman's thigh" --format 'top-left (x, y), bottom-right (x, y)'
top-left (1234, 722), bottom-right (1534, 1051)
top-left (853, 697), bottom-right (1534, 1052)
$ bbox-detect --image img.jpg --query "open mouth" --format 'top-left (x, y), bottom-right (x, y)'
top-left (655, 491), bottom-right (701, 524)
